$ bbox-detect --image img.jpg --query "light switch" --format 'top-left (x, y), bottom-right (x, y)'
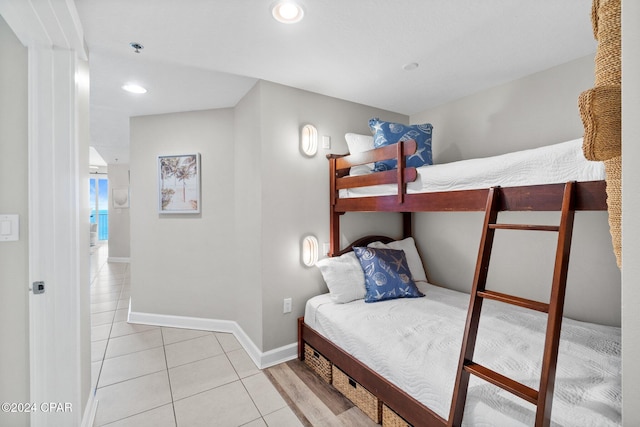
top-left (0, 215), bottom-right (19, 241)
top-left (322, 135), bottom-right (331, 150)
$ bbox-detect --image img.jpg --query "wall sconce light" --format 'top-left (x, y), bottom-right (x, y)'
top-left (300, 124), bottom-right (318, 157)
top-left (301, 235), bottom-right (319, 266)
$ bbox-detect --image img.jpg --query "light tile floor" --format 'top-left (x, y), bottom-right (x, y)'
top-left (90, 244), bottom-right (303, 426)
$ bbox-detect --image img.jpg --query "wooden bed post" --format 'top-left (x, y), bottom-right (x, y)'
top-left (329, 210), bottom-right (342, 257)
top-left (402, 212), bottom-right (412, 239)
top-left (397, 141), bottom-right (406, 204)
top-left (298, 317), bottom-right (305, 360)
top-left (328, 154), bottom-right (342, 257)
top-left (398, 140), bottom-right (412, 240)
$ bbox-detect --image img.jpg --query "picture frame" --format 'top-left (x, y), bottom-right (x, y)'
top-left (112, 187), bottom-right (130, 208)
top-left (158, 153), bottom-right (201, 214)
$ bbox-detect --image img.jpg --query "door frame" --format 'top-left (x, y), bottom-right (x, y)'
top-left (0, 2), bottom-right (91, 426)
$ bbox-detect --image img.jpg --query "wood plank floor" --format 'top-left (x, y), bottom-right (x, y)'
top-left (265, 359), bottom-right (379, 426)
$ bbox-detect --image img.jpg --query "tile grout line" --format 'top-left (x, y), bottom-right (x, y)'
top-left (91, 248), bottom-right (301, 426)
top-left (94, 259), bottom-right (175, 427)
top-left (90, 244), bottom-right (112, 425)
top-left (94, 265), bottom-right (127, 390)
top-left (160, 327), bottom-right (180, 427)
top-left (90, 249), bottom-right (143, 426)
top-left (91, 248), bottom-right (117, 395)
top-left (217, 336), bottom-right (267, 426)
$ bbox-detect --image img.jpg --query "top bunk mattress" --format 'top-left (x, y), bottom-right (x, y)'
top-left (304, 282), bottom-right (621, 426)
top-left (339, 138), bottom-right (606, 198)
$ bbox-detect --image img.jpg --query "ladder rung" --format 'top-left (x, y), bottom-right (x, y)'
top-left (449, 183), bottom-right (576, 426)
top-left (477, 290), bottom-right (550, 313)
top-left (489, 224), bottom-right (560, 232)
top-left (464, 361), bottom-right (539, 405)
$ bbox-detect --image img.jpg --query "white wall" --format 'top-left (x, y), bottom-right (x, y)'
top-left (410, 55), bottom-right (621, 326)
top-left (414, 55), bottom-right (598, 163)
top-left (130, 81), bottom-right (406, 353)
top-left (108, 163), bottom-right (131, 259)
top-left (622, 0), bottom-right (640, 423)
top-left (0, 15), bottom-right (29, 427)
top-left (130, 109), bottom-right (238, 320)
top-left (255, 81), bottom-right (406, 350)
top-left (234, 83), bottom-right (264, 348)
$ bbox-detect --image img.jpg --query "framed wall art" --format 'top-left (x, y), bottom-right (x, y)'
top-left (158, 153), bottom-right (201, 214)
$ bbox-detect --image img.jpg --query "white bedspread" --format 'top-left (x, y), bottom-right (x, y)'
top-left (340, 138), bottom-right (605, 198)
top-left (304, 282), bottom-right (621, 426)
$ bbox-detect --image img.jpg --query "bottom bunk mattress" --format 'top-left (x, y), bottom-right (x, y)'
top-left (304, 282), bottom-right (621, 426)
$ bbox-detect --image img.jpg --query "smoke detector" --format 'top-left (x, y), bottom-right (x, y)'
top-left (129, 42), bottom-right (144, 53)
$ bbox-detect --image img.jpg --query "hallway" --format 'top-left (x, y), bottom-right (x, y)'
top-left (89, 244), bottom-right (302, 426)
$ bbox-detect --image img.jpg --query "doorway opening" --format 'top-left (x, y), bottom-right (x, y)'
top-left (90, 175), bottom-right (109, 245)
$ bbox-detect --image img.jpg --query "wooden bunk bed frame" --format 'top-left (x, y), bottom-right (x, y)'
top-left (297, 139), bottom-right (609, 427)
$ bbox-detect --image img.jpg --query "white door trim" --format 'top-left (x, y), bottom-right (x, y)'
top-left (0, 1), bottom-right (90, 426)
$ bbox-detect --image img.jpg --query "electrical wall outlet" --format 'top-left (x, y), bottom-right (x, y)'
top-left (283, 297), bottom-right (292, 313)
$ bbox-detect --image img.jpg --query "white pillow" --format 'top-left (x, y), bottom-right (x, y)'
top-left (368, 237), bottom-right (428, 282)
top-left (345, 133), bottom-right (374, 176)
top-left (316, 252), bottom-right (366, 303)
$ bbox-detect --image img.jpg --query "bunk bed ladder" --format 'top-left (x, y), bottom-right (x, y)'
top-left (448, 181), bottom-right (576, 427)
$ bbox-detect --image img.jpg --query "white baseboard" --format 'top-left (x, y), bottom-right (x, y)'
top-left (260, 342), bottom-right (299, 369)
top-left (127, 309), bottom-right (297, 369)
top-left (107, 257), bottom-right (130, 263)
top-left (80, 391), bottom-right (98, 427)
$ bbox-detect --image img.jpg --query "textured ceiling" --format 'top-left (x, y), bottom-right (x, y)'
top-left (75, 0), bottom-right (596, 165)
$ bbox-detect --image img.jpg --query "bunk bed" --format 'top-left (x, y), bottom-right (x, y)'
top-left (297, 137), bottom-right (620, 426)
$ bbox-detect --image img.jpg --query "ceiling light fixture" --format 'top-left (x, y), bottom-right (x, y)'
top-left (271, 1), bottom-right (304, 24)
top-left (121, 84), bottom-right (147, 94)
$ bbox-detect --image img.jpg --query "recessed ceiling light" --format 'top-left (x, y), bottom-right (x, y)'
top-left (271, 1), bottom-right (304, 24)
top-left (121, 84), bottom-right (147, 94)
top-left (403, 62), bottom-right (419, 71)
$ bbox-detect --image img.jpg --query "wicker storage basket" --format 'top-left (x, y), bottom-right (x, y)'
top-left (604, 155), bottom-right (622, 268)
top-left (592, 0), bottom-right (621, 87)
top-left (382, 404), bottom-right (412, 427)
top-left (580, 0), bottom-right (622, 268)
top-left (303, 344), bottom-right (332, 383)
top-left (579, 85), bottom-right (621, 161)
top-left (332, 365), bottom-right (381, 423)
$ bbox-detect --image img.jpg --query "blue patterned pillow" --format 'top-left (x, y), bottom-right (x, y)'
top-left (368, 118), bottom-right (433, 171)
top-left (353, 247), bottom-right (424, 303)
